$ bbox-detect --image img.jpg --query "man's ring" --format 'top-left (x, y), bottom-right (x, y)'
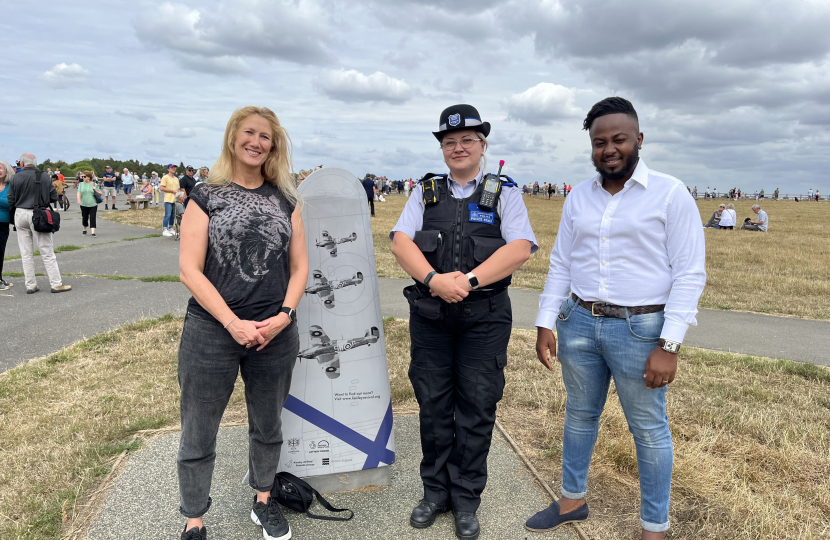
top-left (662, 380), bottom-right (669, 384)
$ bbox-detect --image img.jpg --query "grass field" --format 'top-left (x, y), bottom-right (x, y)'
top-left (1, 317), bottom-right (828, 540)
top-left (102, 194), bottom-right (830, 320)
top-left (370, 195), bottom-right (830, 320)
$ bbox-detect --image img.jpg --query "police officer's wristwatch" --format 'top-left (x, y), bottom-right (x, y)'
top-left (280, 306), bottom-right (297, 323)
top-left (659, 339), bottom-right (681, 354)
top-left (466, 272), bottom-right (480, 290)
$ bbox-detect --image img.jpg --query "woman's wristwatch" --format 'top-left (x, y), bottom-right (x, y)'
top-left (280, 306), bottom-right (296, 323)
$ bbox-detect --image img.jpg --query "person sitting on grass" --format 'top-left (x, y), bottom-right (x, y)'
top-left (703, 204), bottom-right (725, 228)
top-left (718, 203), bottom-right (737, 230)
top-left (741, 204), bottom-right (768, 232)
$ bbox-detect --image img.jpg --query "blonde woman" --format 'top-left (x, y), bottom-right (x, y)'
top-left (719, 203), bottom-right (737, 230)
top-left (177, 106), bottom-right (308, 540)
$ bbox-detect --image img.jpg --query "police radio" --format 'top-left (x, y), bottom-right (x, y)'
top-left (478, 160), bottom-right (505, 211)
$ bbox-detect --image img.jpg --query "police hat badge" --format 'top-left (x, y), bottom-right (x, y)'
top-left (433, 104), bottom-right (491, 141)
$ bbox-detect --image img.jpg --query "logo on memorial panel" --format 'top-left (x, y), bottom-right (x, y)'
top-left (317, 439), bottom-right (330, 449)
top-left (448, 113), bottom-right (461, 127)
top-left (322, 458), bottom-right (330, 465)
top-left (287, 438), bottom-right (300, 454)
top-left (308, 441), bottom-right (316, 449)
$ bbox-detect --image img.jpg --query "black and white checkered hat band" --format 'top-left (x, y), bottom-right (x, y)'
top-left (437, 117), bottom-right (483, 132)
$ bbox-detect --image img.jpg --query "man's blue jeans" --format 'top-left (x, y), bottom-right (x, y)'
top-left (163, 202), bottom-right (175, 229)
top-left (556, 295), bottom-right (673, 533)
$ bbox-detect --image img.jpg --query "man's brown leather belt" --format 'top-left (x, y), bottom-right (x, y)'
top-left (571, 293), bottom-right (664, 318)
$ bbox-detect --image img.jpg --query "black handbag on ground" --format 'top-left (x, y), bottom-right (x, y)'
top-left (271, 471), bottom-right (354, 521)
top-left (32, 170), bottom-right (61, 233)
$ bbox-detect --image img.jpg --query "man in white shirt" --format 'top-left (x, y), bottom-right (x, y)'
top-left (741, 205), bottom-right (768, 231)
top-left (525, 97), bottom-right (705, 540)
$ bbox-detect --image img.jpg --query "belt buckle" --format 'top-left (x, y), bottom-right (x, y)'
top-left (591, 303), bottom-right (605, 317)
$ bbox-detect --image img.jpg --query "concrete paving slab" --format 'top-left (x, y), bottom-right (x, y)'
top-left (0, 276), bottom-right (191, 372)
top-left (86, 415), bottom-right (575, 540)
top-left (4, 234), bottom-right (181, 278)
top-left (4, 206), bottom-right (161, 257)
top-left (377, 277), bottom-right (830, 367)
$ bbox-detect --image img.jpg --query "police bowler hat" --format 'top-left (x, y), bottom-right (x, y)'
top-left (432, 104), bottom-right (491, 141)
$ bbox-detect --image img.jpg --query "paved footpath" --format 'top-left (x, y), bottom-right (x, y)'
top-left (3, 209), bottom-right (829, 372)
top-left (87, 415), bottom-right (575, 540)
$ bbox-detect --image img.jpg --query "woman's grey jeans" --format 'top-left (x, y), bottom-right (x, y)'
top-left (177, 309), bottom-right (298, 518)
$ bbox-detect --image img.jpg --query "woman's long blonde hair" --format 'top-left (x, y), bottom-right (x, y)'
top-left (209, 106), bottom-right (300, 208)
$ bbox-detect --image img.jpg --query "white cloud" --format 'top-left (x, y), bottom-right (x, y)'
top-left (164, 127), bottom-right (197, 138)
top-left (41, 63), bottom-right (90, 88)
top-left (506, 83), bottom-right (582, 126)
top-left (315, 69), bottom-right (413, 104)
top-left (489, 132), bottom-right (555, 154)
top-left (115, 110), bottom-right (157, 121)
top-left (133, 0), bottom-right (332, 74)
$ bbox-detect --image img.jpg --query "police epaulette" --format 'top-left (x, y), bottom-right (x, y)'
top-left (499, 175), bottom-right (517, 187)
top-left (418, 173), bottom-right (448, 184)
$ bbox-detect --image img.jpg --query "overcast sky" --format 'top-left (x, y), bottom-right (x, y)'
top-left (2, 0), bottom-right (829, 193)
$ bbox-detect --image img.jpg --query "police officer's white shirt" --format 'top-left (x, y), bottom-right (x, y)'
top-left (390, 170), bottom-right (538, 254)
top-left (536, 160), bottom-right (706, 343)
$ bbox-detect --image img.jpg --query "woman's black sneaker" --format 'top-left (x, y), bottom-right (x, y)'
top-left (251, 496), bottom-right (291, 540)
top-left (181, 525), bottom-right (206, 540)
top-left (82, 230), bottom-right (87, 235)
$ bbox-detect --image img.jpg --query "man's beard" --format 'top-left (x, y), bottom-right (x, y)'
top-left (593, 146), bottom-right (639, 183)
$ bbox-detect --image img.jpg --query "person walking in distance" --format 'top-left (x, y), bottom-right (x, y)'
top-left (101, 165), bottom-right (118, 210)
top-left (160, 164), bottom-right (180, 236)
top-left (77, 171), bottom-right (101, 237)
top-left (362, 174), bottom-right (376, 217)
top-left (6, 153), bottom-right (72, 294)
top-left (0, 160), bottom-right (15, 290)
top-left (525, 97), bottom-right (705, 540)
top-left (121, 167), bottom-right (135, 205)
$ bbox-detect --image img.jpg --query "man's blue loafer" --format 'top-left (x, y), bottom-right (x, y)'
top-left (525, 500), bottom-right (589, 532)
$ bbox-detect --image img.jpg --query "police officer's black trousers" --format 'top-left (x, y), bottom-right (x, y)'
top-left (408, 295), bottom-right (512, 513)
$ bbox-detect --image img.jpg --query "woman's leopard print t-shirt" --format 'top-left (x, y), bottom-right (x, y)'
top-left (187, 181), bottom-right (295, 322)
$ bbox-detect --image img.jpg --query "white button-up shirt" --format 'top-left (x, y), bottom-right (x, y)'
top-left (536, 160), bottom-right (706, 342)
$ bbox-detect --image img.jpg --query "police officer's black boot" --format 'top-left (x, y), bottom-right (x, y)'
top-left (453, 511), bottom-right (480, 540)
top-left (409, 500), bottom-right (449, 529)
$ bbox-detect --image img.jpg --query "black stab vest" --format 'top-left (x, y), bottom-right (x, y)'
top-left (413, 178), bottom-right (511, 294)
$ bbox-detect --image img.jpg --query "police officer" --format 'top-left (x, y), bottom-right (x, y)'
top-left (390, 104), bottom-right (538, 539)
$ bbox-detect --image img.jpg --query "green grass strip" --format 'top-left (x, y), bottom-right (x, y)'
top-left (138, 275), bottom-right (181, 282)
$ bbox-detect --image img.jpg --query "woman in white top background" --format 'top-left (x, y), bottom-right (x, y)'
top-left (719, 203), bottom-right (737, 230)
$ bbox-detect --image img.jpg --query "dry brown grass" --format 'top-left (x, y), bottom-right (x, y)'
top-left (0, 316), bottom-right (248, 540)
top-left (372, 194), bottom-right (830, 319)
top-left (99, 206), bottom-right (165, 230)
top-left (384, 318), bottom-right (830, 540)
top-left (2, 317), bottom-right (829, 539)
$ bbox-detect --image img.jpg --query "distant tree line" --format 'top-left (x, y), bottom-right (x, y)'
top-left (38, 157), bottom-right (194, 178)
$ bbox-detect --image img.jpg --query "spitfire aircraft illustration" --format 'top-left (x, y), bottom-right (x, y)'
top-left (304, 270), bottom-right (364, 309)
top-left (298, 325), bottom-right (380, 379)
top-left (316, 231), bottom-right (357, 257)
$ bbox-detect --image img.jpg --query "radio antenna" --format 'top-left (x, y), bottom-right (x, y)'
top-left (497, 160), bottom-right (505, 176)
